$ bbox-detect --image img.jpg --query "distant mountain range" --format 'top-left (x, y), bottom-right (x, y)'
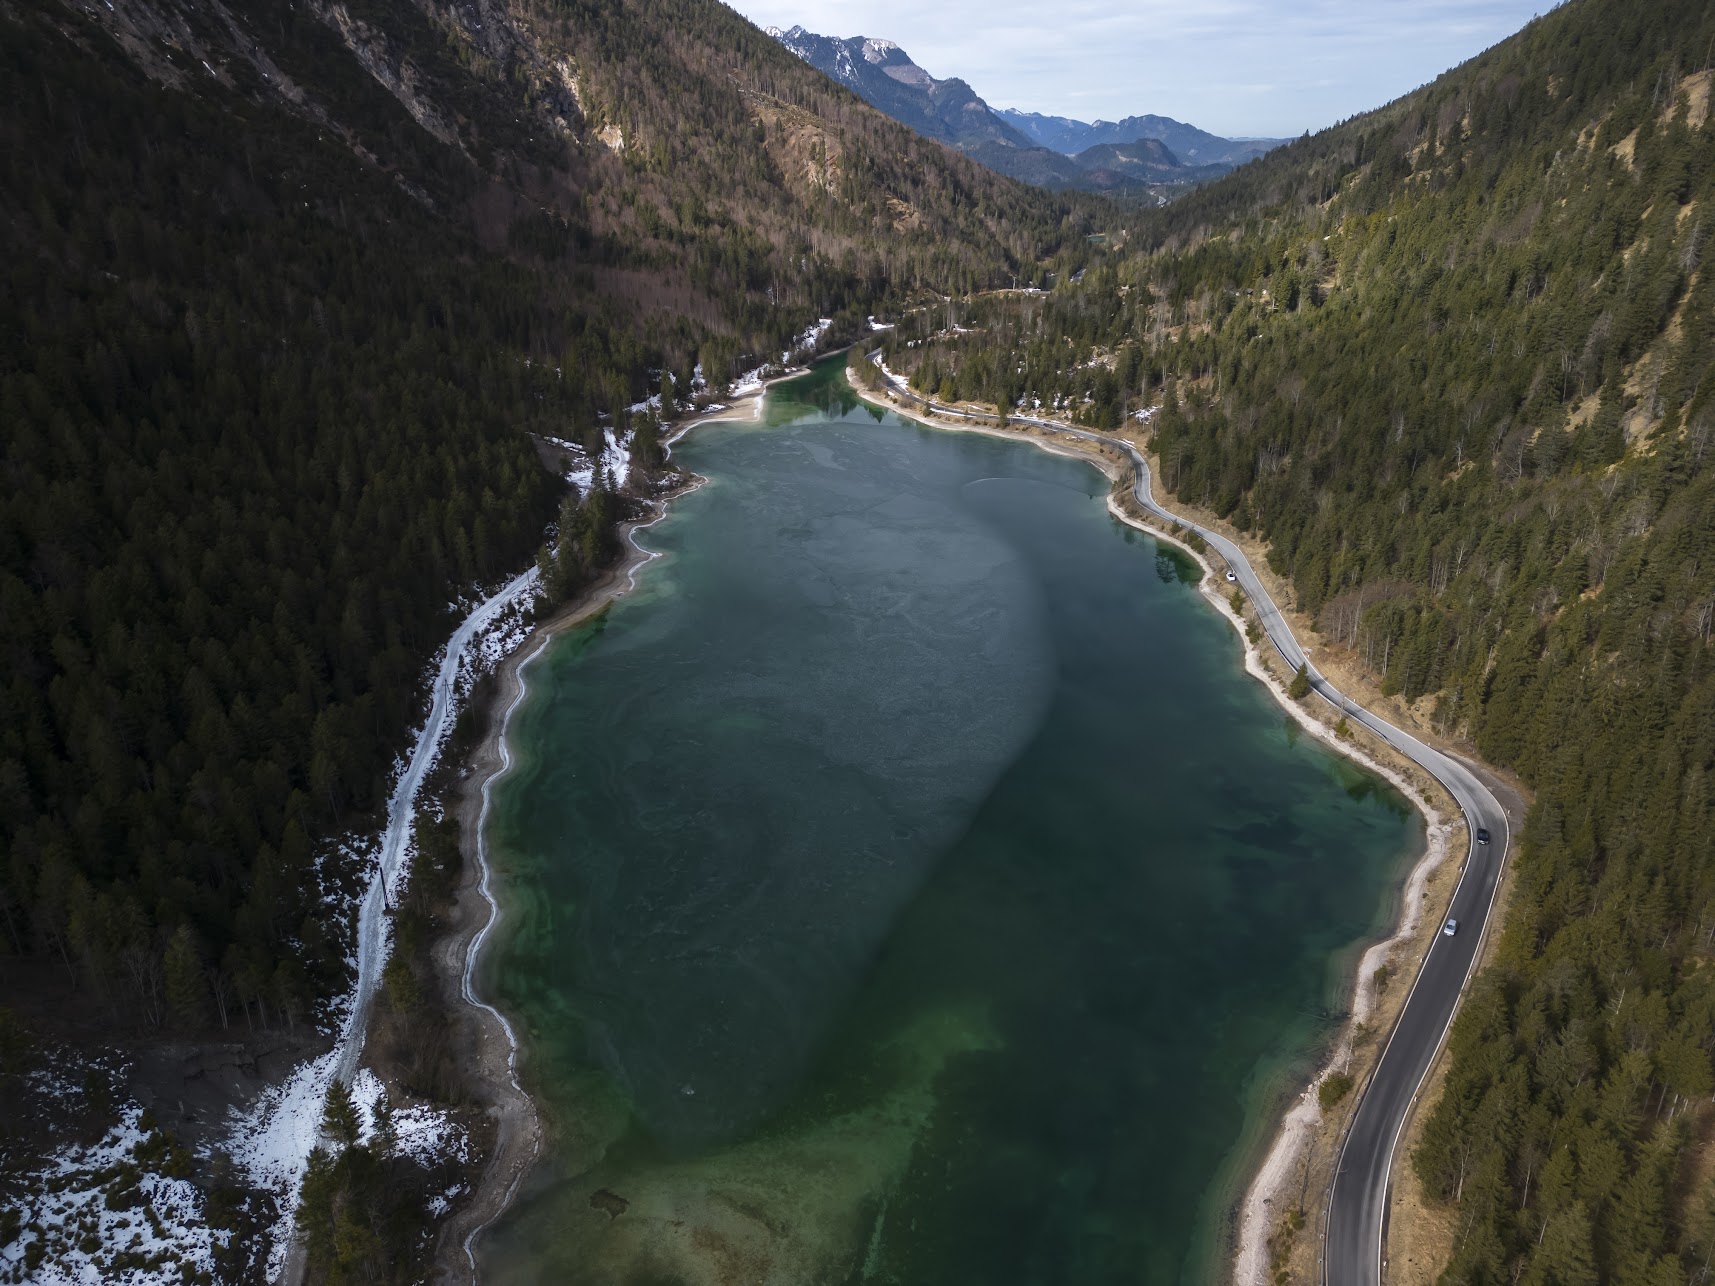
top-left (766, 25), bottom-right (1284, 193)
top-left (997, 109), bottom-right (1281, 168)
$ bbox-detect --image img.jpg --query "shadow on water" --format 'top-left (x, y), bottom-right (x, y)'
top-left (762, 353), bottom-right (875, 425)
top-left (1155, 547), bottom-right (1196, 584)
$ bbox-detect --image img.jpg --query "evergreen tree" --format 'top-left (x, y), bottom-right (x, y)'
top-left (163, 926), bottom-right (210, 1030)
top-left (1523, 1203), bottom-right (1598, 1286)
top-left (323, 1080), bottom-right (360, 1149)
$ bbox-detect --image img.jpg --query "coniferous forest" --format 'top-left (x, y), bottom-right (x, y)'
top-left (1, 0), bottom-right (1091, 1271)
top-left (0, 0), bottom-right (1087, 1040)
top-left (7, 0), bottom-right (1715, 1279)
top-left (890, 0), bottom-right (1715, 1279)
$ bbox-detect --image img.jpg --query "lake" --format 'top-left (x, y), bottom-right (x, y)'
top-left (478, 359), bottom-right (1418, 1284)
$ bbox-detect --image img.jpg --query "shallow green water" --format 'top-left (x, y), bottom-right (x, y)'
top-left (479, 361), bottom-right (1419, 1285)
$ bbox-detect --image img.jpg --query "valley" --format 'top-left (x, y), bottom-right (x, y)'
top-left (3, 0), bottom-right (1713, 1283)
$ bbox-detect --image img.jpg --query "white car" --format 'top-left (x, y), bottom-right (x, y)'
top-left (1442, 918), bottom-right (1459, 937)
top-left (1225, 570), bottom-right (1238, 583)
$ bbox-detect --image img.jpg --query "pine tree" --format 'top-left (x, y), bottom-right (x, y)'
top-left (163, 926), bottom-right (210, 1030)
top-left (1523, 1202), bottom-right (1598, 1286)
top-left (371, 1093), bottom-right (397, 1154)
top-left (323, 1079), bottom-right (361, 1148)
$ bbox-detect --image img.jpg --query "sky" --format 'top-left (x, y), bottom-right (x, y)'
top-left (727, 0), bottom-right (1554, 138)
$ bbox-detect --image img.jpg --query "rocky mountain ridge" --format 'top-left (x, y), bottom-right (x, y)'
top-left (766, 24), bottom-right (1033, 149)
top-left (767, 23), bottom-right (1278, 194)
top-left (997, 107), bottom-right (1283, 166)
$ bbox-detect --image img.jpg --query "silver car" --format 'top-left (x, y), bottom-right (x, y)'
top-left (1442, 918), bottom-right (1459, 937)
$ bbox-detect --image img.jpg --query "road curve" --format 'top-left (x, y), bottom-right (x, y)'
top-left (866, 367), bottom-right (1511, 1286)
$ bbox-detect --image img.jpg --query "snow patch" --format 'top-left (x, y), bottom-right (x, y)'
top-left (601, 426), bottom-right (632, 490)
top-left (793, 317), bottom-right (833, 357)
top-left (543, 428), bottom-right (633, 495)
top-left (224, 566), bottom-right (541, 1278)
top-left (343, 1068), bottom-right (469, 1167)
top-left (1, 1106), bottom-right (228, 1285)
top-left (426, 1185), bottom-right (465, 1219)
top-left (727, 315), bottom-right (833, 398)
top-left (391, 1103), bottom-right (469, 1168)
top-left (541, 435), bottom-right (595, 493)
top-left (730, 365), bottom-right (769, 396)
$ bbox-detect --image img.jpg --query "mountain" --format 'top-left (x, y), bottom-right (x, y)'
top-left (766, 24), bottom-right (1257, 194)
top-left (881, 1), bottom-right (1715, 1282)
top-left (960, 139), bottom-right (1087, 189)
top-left (0, 0), bottom-right (1091, 1275)
top-left (1069, 138), bottom-right (1231, 187)
top-left (766, 25), bottom-right (1033, 150)
top-left (960, 136), bottom-right (1234, 194)
top-left (959, 135), bottom-right (1235, 194)
top-left (998, 107), bottom-right (1283, 165)
top-left (1, 0), bottom-right (1084, 1039)
top-left (15, 0), bottom-right (1711, 1278)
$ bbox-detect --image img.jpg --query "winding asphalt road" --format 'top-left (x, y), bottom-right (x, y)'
top-left (867, 367), bottom-right (1513, 1286)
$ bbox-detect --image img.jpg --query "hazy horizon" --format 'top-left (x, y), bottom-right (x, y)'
top-left (734, 0), bottom-right (1553, 138)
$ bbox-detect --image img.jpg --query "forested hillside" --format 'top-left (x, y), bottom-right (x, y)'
top-left (0, 0), bottom-right (1084, 1046)
top-left (885, 0), bottom-right (1715, 1280)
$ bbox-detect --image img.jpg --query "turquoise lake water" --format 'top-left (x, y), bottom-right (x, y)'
top-left (478, 361), bottom-right (1419, 1284)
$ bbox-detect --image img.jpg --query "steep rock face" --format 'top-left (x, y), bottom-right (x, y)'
top-left (767, 23), bottom-right (1031, 149)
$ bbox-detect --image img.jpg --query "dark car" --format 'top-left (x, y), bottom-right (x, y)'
top-left (1475, 828), bottom-right (1491, 845)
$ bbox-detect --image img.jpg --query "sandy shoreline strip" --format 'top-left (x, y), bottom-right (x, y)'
top-left (862, 383), bottom-right (1456, 1286)
top-left (432, 367), bottom-right (812, 1283)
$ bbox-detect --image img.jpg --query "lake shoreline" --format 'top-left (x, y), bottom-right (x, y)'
top-left (860, 379), bottom-right (1456, 1286)
top-left (430, 365), bottom-right (820, 1283)
top-left (440, 359), bottom-right (1452, 1285)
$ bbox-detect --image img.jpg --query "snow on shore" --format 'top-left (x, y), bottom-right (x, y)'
top-left (730, 365), bottom-right (769, 396)
top-left (731, 316), bottom-right (834, 396)
top-left (784, 317), bottom-right (832, 363)
top-left (0, 1105), bottom-right (228, 1285)
top-left (221, 335), bottom-right (825, 1273)
top-left (224, 566), bottom-right (541, 1279)
top-left (347, 1068), bottom-right (470, 1167)
top-left (543, 426), bottom-right (634, 495)
top-left (600, 426), bottom-right (632, 490)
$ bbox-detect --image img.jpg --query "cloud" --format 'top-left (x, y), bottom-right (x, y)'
top-left (733, 0), bottom-right (1548, 136)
